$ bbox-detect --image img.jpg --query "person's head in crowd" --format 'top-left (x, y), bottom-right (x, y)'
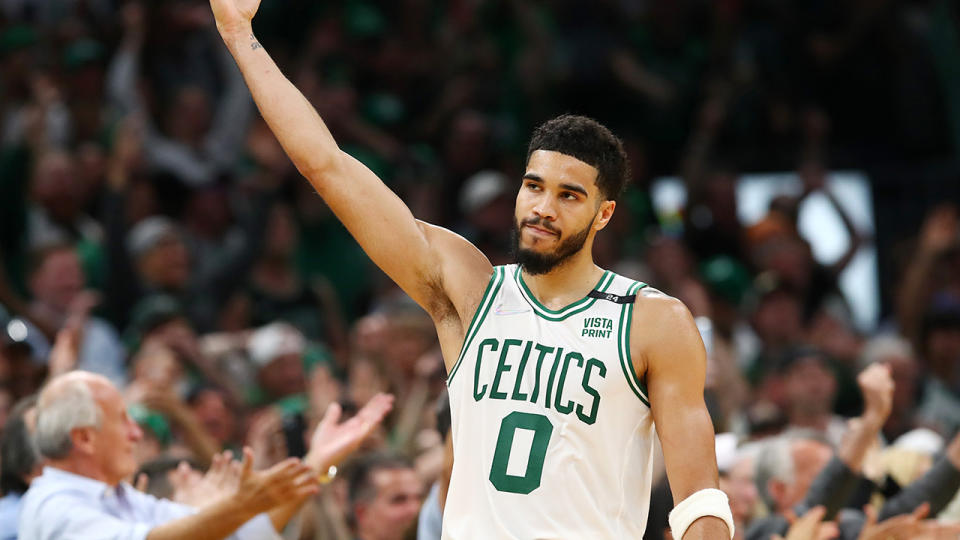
top-left (755, 433), bottom-right (833, 514)
top-left (28, 243), bottom-right (84, 315)
top-left (126, 295), bottom-right (196, 364)
top-left (249, 322), bottom-right (306, 400)
top-left (861, 335), bottom-right (920, 438)
top-left (348, 452), bottom-right (424, 540)
top-left (34, 371), bottom-right (143, 486)
top-left (62, 38), bottom-right (106, 100)
top-left (165, 86), bottom-right (213, 148)
top-left (716, 434), bottom-right (760, 534)
top-left (645, 234), bottom-right (696, 290)
top-left (261, 202), bottom-right (299, 262)
top-left (183, 186), bottom-right (233, 240)
top-left (129, 343), bottom-right (184, 395)
top-left (187, 385), bottom-right (236, 447)
top-left (0, 25), bottom-right (38, 98)
top-left (385, 310), bottom-right (437, 379)
top-left (460, 170), bottom-right (513, 237)
top-left (749, 274), bottom-right (804, 351)
top-left (0, 313), bottom-right (41, 400)
top-left (805, 298), bottom-right (861, 364)
top-left (780, 346), bottom-right (838, 428)
top-left (700, 255), bottom-right (752, 337)
top-left (348, 356), bottom-right (389, 410)
top-left (31, 150), bottom-right (85, 226)
top-left (443, 110), bottom-right (490, 178)
top-left (747, 219), bottom-right (814, 293)
top-left (0, 395), bottom-right (41, 496)
top-left (127, 217), bottom-right (191, 291)
top-left (920, 299), bottom-right (960, 384)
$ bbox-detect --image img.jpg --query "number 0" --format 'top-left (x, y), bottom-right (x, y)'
top-left (489, 411), bottom-right (553, 494)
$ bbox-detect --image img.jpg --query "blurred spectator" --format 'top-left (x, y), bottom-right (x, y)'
top-left (21, 243), bottom-right (125, 384)
top-left (248, 322), bottom-right (307, 405)
top-left (347, 452), bottom-right (423, 540)
top-left (0, 395), bottom-right (40, 540)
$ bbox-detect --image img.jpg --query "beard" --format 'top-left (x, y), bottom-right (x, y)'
top-left (511, 215), bottom-right (593, 275)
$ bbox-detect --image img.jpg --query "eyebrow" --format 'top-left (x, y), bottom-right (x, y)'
top-left (522, 173), bottom-right (589, 197)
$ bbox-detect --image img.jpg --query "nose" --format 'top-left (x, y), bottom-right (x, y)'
top-left (531, 196), bottom-right (556, 221)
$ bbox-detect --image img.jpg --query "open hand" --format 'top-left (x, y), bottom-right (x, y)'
top-left (235, 447), bottom-right (318, 515)
top-left (172, 451), bottom-right (243, 507)
top-left (305, 393), bottom-right (394, 473)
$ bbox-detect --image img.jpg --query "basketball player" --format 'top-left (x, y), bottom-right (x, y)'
top-left (209, 1), bottom-right (733, 537)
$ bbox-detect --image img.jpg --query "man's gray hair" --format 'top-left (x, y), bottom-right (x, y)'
top-left (754, 436), bottom-right (795, 511)
top-left (34, 379), bottom-right (102, 459)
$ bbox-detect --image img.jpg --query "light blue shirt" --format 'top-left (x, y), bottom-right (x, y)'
top-left (0, 492), bottom-right (22, 540)
top-left (416, 483), bottom-right (442, 540)
top-left (18, 467), bottom-right (281, 540)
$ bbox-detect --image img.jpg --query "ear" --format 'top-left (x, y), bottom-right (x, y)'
top-left (71, 426), bottom-right (97, 455)
top-left (592, 200), bottom-right (616, 231)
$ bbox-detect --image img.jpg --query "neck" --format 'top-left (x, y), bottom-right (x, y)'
top-left (47, 457), bottom-right (116, 486)
top-left (519, 249), bottom-right (605, 310)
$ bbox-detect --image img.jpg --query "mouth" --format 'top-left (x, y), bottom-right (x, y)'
top-left (523, 224), bottom-right (559, 238)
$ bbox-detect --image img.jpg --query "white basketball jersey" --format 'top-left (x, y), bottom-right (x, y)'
top-left (443, 264), bottom-right (655, 540)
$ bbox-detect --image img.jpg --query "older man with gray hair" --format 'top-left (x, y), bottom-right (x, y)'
top-left (19, 371), bottom-right (393, 540)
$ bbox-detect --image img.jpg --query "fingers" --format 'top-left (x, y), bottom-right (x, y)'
top-left (862, 504), bottom-right (878, 530)
top-left (319, 402), bottom-right (342, 431)
top-left (356, 393), bottom-right (395, 430)
top-left (241, 446), bottom-right (254, 478)
top-left (912, 502), bottom-right (930, 521)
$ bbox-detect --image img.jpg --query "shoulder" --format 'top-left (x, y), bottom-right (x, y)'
top-left (629, 287), bottom-right (705, 376)
top-left (632, 287), bottom-right (700, 337)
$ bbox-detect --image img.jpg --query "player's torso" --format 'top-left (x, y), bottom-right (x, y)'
top-left (443, 264), bottom-right (656, 540)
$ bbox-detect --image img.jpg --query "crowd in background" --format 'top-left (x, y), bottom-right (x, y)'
top-left (2, 0), bottom-right (960, 539)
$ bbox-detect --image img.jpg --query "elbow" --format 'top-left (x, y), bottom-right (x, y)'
top-left (297, 152), bottom-right (344, 187)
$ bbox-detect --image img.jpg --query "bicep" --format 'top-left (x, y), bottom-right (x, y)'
top-left (640, 298), bottom-right (719, 503)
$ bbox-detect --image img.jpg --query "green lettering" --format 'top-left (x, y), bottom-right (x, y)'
top-left (511, 341), bottom-right (533, 401)
top-left (544, 347), bottom-right (563, 409)
top-left (554, 352), bottom-right (583, 414)
top-left (474, 338), bottom-right (499, 401)
top-left (529, 343), bottom-right (554, 404)
top-left (490, 339), bottom-right (521, 400)
top-left (576, 358), bottom-right (607, 425)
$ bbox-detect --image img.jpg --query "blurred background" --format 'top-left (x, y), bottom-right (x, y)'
top-left (3, 1), bottom-right (960, 539)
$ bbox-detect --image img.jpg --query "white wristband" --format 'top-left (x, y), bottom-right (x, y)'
top-left (667, 488), bottom-right (735, 540)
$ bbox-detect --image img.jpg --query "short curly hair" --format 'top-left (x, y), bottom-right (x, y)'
top-left (526, 115), bottom-right (630, 202)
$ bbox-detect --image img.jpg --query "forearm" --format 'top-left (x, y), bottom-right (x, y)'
top-left (147, 497), bottom-right (256, 540)
top-left (267, 497), bottom-right (306, 532)
top-left (879, 456), bottom-right (960, 520)
top-left (836, 415), bottom-right (883, 473)
top-left (217, 26), bottom-right (341, 181)
top-left (796, 455), bottom-right (860, 520)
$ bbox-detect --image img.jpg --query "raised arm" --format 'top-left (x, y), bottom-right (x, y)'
top-left (208, 0), bottom-right (490, 317)
top-left (633, 292), bottom-right (732, 540)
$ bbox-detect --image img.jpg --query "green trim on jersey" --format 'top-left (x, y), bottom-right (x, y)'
top-left (618, 281), bottom-right (650, 406)
top-left (515, 267), bottom-right (615, 321)
top-left (447, 267), bottom-right (505, 385)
